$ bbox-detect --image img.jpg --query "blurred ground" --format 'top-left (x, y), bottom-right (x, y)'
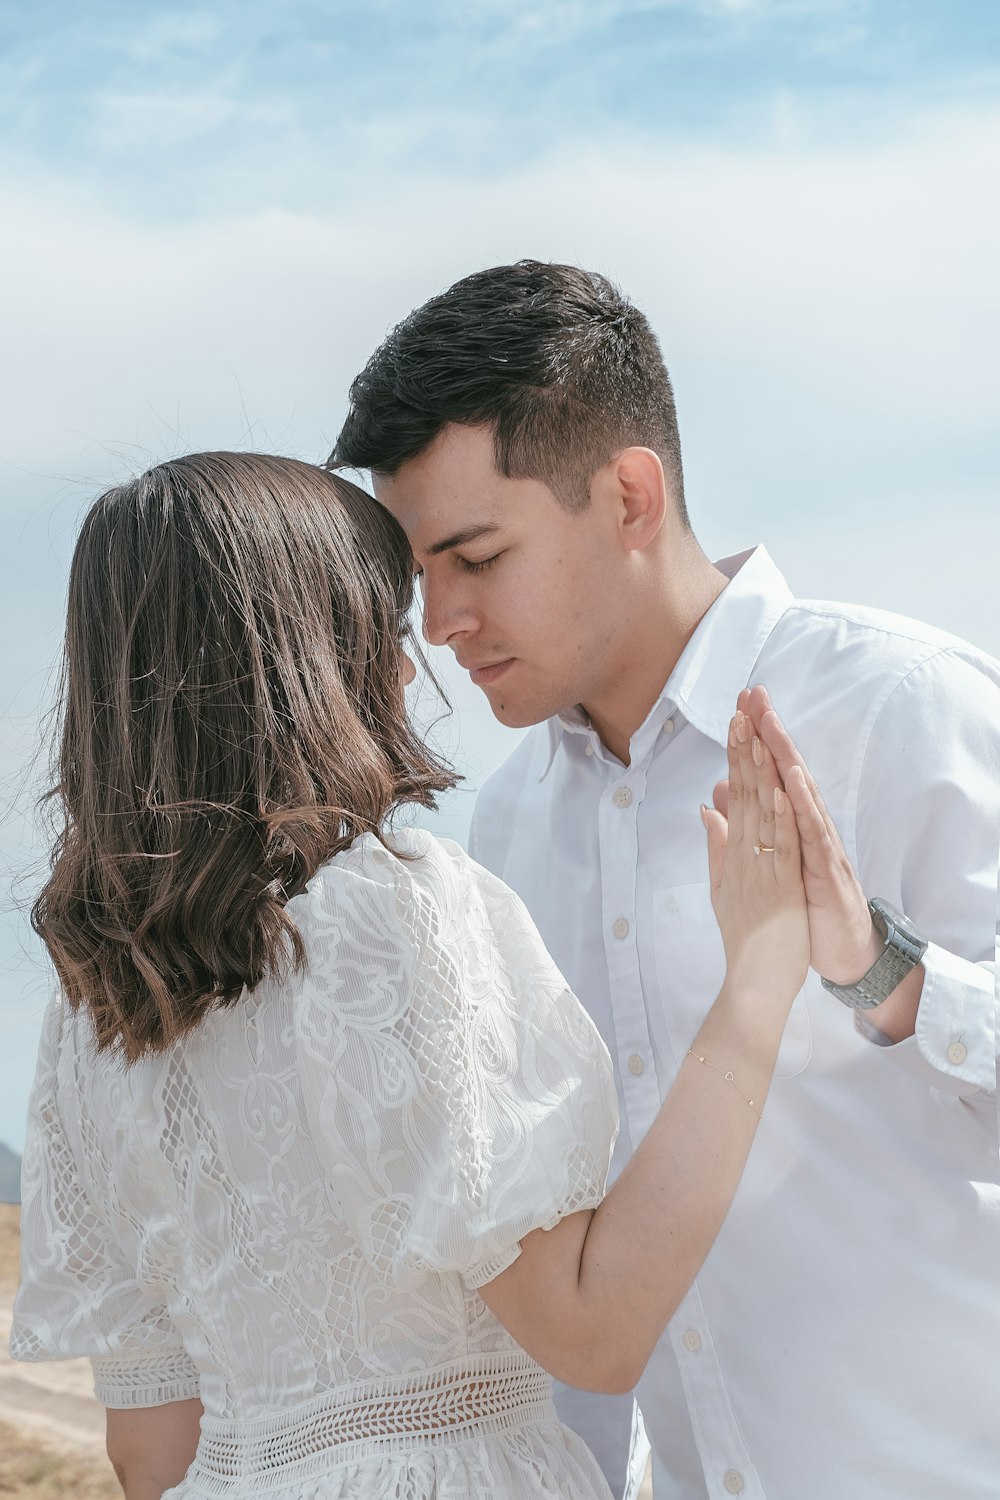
top-left (0, 1417), bottom-right (120, 1499)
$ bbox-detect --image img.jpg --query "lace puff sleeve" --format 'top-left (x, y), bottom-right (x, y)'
top-left (294, 831), bottom-right (618, 1292)
top-left (10, 996), bottom-right (201, 1409)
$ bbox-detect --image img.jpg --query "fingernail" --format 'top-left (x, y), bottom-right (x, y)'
top-left (735, 711), bottom-right (749, 743)
top-left (729, 716), bottom-right (738, 745)
top-left (700, 802), bottom-right (708, 827)
top-left (751, 736), bottom-right (763, 767)
top-left (774, 787), bottom-right (786, 814)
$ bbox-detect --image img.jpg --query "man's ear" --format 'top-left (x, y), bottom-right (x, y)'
top-left (608, 447), bottom-right (668, 553)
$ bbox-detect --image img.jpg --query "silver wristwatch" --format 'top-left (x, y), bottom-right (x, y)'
top-left (820, 899), bottom-right (928, 1010)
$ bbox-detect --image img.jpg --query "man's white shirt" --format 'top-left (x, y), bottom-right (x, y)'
top-left (469, 546), bottom-right (1000, 1500)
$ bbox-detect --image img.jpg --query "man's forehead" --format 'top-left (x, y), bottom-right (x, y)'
top-left (379, 424), bottom-right (495, 488)
top-left (373, 468), bottom-right (505, 551)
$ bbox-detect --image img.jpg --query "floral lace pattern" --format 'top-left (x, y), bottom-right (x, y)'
top-left (11, 830), bottom-right (618, 1498)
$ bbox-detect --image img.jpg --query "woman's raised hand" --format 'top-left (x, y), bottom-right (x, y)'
top-left (702, 706), bottom-right (811, 1006)
top-left (737, 686), bottom-right (877, 986)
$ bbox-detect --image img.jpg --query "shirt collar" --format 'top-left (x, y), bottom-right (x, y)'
top-left (540, 707), bottom-right (588, 781)
top-left (664, 544), bottom-right (795, 748)
top-left (539, 544), bottom-right (794, 779)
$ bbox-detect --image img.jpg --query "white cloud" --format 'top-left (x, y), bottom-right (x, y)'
top-left (704, 0), bottom-right (862, 14)
top-left (1, 94), bottom-right (998, 1150)
top-left (1, 97), bottom-right (996, 472)
top-left (123, 9), bottom-right (227, 61)
top-left (89, 87), bottom-right (286, 148)
top-left (438, 0), bottom-right (862, 22)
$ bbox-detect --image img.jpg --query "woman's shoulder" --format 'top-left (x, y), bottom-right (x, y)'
top-left (290, 826), bottom-right (483, 935)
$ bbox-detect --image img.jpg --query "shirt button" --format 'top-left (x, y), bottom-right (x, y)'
top-left (663, 718), bottom-right (675, 734)
top-left (947, 1040), bottom-right (968, 1065)
top-left (612, 786), bottom-right (633, 809)
top-left (612, 917), bottom-right (630, 940)
top-left (627, 1054), bottom-right (645, 1077)
top-left (723, 1472), bottom-right (745, 1495)
top-left (585, 744), bottom-right (594, 757)
top-left (682, 1329), bottom-right (701, 1353)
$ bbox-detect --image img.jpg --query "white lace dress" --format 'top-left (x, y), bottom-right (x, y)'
top-left (11, 830), bottom-right (619, 1498)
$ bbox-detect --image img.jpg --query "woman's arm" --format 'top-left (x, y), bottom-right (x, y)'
top-left (480, 710), bottom-right (813, 1393)
top-left (105, 1398), bottom-right (203, 1500)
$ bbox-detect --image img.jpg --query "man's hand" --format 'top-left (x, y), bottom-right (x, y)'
top-left (713, 686), bottom-right (879, 986)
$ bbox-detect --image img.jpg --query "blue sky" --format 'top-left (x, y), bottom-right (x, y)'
top-left (1, 0), bottom-right (998, 1152)
top-left (3, 1), bottom-right (998, 217)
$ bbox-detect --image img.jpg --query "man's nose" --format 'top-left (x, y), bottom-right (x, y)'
top-left (420, 576), bottom-right (473, 648)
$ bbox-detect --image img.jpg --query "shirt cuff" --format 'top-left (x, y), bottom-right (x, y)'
top-left (854, 941), bottom-right (995, 1096)
top-left (91, 1348), bottom-right (201, 1408)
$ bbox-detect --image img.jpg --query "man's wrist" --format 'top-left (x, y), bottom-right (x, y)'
top-left (816, 922), bottom-right (881, 987)
top-left (856, 961), bottom-right (925, 1043)
top-left (820, 900), bottom-right (929, 1014)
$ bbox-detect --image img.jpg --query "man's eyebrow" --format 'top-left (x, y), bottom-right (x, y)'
top-left (426, 523), bottom-right (502, 557)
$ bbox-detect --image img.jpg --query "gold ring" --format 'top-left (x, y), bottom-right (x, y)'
top-left (754, 843), bottom-right (776, 856)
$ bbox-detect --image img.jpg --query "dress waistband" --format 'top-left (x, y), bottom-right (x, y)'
top-left (187, 1351), bottom-right (554, 1494)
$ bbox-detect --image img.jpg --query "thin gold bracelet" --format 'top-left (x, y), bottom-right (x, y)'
top-left (687, 1049), bottom-right (763, 1119)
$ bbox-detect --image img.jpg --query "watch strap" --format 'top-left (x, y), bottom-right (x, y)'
top-left (821, 901), bottom-right (927, 1010)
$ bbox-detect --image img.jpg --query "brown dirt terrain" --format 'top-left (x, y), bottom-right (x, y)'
top-left (0, 1417), bottom-right (119, 1499)
top-left (0, 1203), bottom-right (119, 1497)
top-left (0, 1204), bottom-right (19, 1286)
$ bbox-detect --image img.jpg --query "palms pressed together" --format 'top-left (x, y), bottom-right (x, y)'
top-left (712, 685), bottom-right (877, 988)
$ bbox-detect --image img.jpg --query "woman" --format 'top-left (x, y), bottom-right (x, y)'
top-left (12, 452), bottom-right (823, 1500)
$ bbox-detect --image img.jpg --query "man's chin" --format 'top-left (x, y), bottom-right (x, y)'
top-left (478, 685), bottom-right (567, 731)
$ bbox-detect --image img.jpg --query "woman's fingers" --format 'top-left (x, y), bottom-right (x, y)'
top-left (748, 687), bottom-right (840, 853)
top-left (749, 724), bottom-right (782, 872)
top-left (773, 783), bottom-right (803, 894)
top-left (721, 698), bottom-right (814, 903)
top-left (735, 710), bottom-right (761, 847)
top-left (729, 706), bottom-right (791, 870)
top-left (711, 700), bottom-right (810, 1002)
top-left (727, 713), bottom-right (746, 846)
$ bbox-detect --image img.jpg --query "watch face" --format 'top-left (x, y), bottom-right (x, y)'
top-left (870, 899), bottom-right (902, 935)
top-left (869, 898), bottom-right (927, 960)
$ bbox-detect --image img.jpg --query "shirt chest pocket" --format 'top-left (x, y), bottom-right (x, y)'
top-left (653, 882), bottom-right (811, 1080)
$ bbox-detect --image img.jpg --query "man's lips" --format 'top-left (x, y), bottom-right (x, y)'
top-left (463, 658), bottom-right (515, 686)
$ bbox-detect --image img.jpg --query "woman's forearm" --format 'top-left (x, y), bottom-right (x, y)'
top-left (480, 978), bottom-right (791, 1392)
top-left (573, 981), bottom-right (787, 1386)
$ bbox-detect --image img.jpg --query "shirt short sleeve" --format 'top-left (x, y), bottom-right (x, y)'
top-left (293, 830), bottom-right (619, 1292)
top-left (10, 997), bottom-right (201, 1409)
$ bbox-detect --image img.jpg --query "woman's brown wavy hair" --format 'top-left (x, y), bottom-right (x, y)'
top-left (32, 452), bottom-right (456, 1062)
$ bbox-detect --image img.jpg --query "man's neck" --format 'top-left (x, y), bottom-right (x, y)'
top-left (582, 552), bottom-right (729, 766)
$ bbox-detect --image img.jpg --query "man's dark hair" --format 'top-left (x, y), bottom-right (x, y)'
top-left (331, 259), bottom-right (688, 521)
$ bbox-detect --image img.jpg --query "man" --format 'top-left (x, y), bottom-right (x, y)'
top-left (332, 261), bottom-right (1000, 1500)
